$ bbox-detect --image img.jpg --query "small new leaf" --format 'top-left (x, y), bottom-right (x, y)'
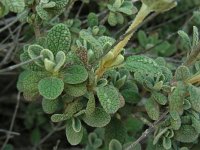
top-left (66, 119), bottom-right (83, 145)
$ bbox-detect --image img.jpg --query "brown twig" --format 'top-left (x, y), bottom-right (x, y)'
top-left (125, 111), bottom-right (169, 150)
top-left (1, 92), bottom-right (21, 150)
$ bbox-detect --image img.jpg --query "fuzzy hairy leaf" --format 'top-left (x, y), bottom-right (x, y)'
top-left (170, 115), bottom-right (181, 130)
top-left (2, 0), bottom-right (25, 13)
top-left (51, 113), bottom-right (69, 122)
top-left (86, 92), bottom-right (96, 114)
top-left (88, 132), bottom-right (103, 148)
top-left (36, 5), bottom-right (49, 20)
top-left (125, 55), bottom-right (161, 74)
top-left (28, 44), bottom-right (44, 66)
top-left (87, 13), bottom-right (98, 27)
top-left (145, 98), bottom-right (160, 120)
top-left (72, 118), bottom-right (82, 132)
top-left (192, 26), bottom-right (199, 48)
top-left (162, 137), bottom-right (171, 150)
top-left (38, 77), bottom-right (64, 99)
top-left (64, 65), bottom-right (88, 84)
top-left (105, 118), bottom-right (126, 145)
top-left (188, 85), bottom-right (200, 112)
top-left (66, 119), bottom-right (83, 145)
top-left (42, 98), bottom-right (59, 114)
top-left (17, 71), bottom-right (46, 100)
top-left (47, 24), bottom-right (71, 54)
top-left (175, 66), bottom-right (190, 81)
top-left (20, 46), bottom-right (43, 71)
top-left (174, 125), bottom-right (198, 143)
top-left (108, 12), bottom-right (117, 26)
top-left (82, 107), bottom-right (111, 127)
top-left (151, 91), bottom-right (167, 105)
top-left (65, 83), bottom-right (87, 97)
top-left (97, 85), bottom-right (120, 114)
top-left (109, 139), bottom-right (122, 150)
top-left (178, 30), bottom-right (192, 50)
top-left (65, 99), bottom-right (85, 117)
top-left (191, 116), bottom-right (200, 134)
top-left (169, 82), bottom-right (186, 117)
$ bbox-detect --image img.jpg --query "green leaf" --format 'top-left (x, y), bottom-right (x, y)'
top-left (116, 12), bottom-right (124, 25)
top-left (82, 107), bottom-right (111, 127)
top-left (188, 85), bottom-right (200, 112)
top-left (178, 30), bottom-right (192, 50)
top-left (151, 91), bottom-right (167, 105)
top-left (153, 127), bottom-right (169, 145)
top-left (0, 2), bottom-right (9, 18)
top-left (66, 119), bottom-right (83, 145)
top-left (169, 82), bottom-right (186, 117)
top-left (97, 85), bottom-right (120, 114)
top-left (108, 12), bottom-right (117, 26)
top-left (170, 115), bottom-right (181, 130)
top-left (28, 44), bottom-right (44, 67)
top-left (192, 26), bottom-right (199, 48)
top-left (145, 98), bottom-right (160, 120)
top-left (175, 66), bottom-right (190, 81)
top-left (125, 55), bottom-right (161, 74)
top-left (40, 49), bottom-right (54, 61)
top-left (38, 77), bottom-right (64, 99)
top-left (2, 0), bottom-right (25, 13)
top-left (109, 139), bottom-right (122, 150)
top-left (174, 125), bottom-right (198, 143)
top-left (65, 83), bottom-right (87, 97)
top-left (162, 137), bottom-right (171, 150)
top-left (121, 89), bottom-right (140, 104)
top-left (105, 118), bottom-right (126, 145)
top-left (87, 13), bottom-right (99, 27)
top-left (86, 92), bottom-right (96, 114)
top-left (17, 71), bottom-right (46, 101)
top-left (113, 0), bottom-right (122, 9)
top-left (36, 5), bottom-right (49, 20)
top-left (138, 30), bottom-right (148, 48)
top-left (72, 118), bottom-right (82, 132)
top-left (47, 24), bottom-right (71, 54)
top-left (54, 51), bottom-right (66, 72)
top-left (88, 132), bottom-right (103, 148)
top-left (191, 116), bottom-right (200, 134)
top-left (31, 128), bottom-right (41, 145)
top-left (44, 59), bottom-right (56, 72)
top-left (64, 65), bottom-right (88, 84)
top-left (121, 1), bottom-right (137, 14)
top-left (51, 113), bottom-right (69, 122)
top-left (42, 98), bottom-right (59, 114)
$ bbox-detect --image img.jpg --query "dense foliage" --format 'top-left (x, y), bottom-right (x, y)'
top-left (1, 0), bottom-right (200, 150)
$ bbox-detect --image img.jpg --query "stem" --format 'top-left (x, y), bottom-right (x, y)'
top-left (95, 4), bottom-right (151, 78)
top-left (112, 4), bottom-right (151, 57)
top-left (186, 72), bottom-right (200, 84)
top-left (33, 23), bottom-right (41, 38)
